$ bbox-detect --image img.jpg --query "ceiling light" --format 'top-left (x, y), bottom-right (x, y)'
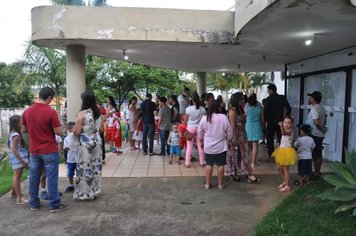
top-left (122, 49), bottom-right (128, 60)
top-left (305, 39), bottom-right (312, 46)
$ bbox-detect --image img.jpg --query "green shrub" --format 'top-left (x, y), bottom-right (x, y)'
top-left (319, 149), bottom-right (356, 216)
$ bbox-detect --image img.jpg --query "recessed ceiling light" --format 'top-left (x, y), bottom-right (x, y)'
top-left (305, 39), bottom-right (312, 46)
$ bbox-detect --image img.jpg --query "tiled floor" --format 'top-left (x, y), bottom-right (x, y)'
top-left (58, 142), bottom-right (324, 178)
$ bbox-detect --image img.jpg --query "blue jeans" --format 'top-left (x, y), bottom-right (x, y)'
top-left (29, 152), bottom-right (60, 209)
top-left (142, 123), bottom-right (155, 153)
top-left (124, 121), bottom-right (130, 141)
top-left (159, 129), bottom-right (170, 155)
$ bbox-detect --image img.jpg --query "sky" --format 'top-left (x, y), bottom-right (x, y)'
top-left (0, 0), bottom-right (235, 64)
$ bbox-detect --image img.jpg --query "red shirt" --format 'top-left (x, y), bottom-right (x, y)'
top-left (22, 103), bottom-right (61, 155)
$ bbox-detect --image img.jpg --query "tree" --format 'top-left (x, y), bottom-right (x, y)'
top-left (248, 72), bottom-right (271, 90)
top-left (0, 63), bottom-right (33, 108)
top-left (13, 44), bottom-right (66, 111)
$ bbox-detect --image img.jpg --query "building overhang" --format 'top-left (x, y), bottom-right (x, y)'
top-left (31, 1), bottom-right (356, 72)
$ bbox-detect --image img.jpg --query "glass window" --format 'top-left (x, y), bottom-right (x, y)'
top-left (286, 77), bottom-right (300, 139)
top-left (303, 72), bottom-right (346, 161)
top-left (349, 70), bottom-right (356, 151)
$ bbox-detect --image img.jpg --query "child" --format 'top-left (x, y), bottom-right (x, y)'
top-left (106, 113), bottom-right (116, 151)
top-left (272, 116), bottom-right (298, 192)
top-left (8, 115), bottom-right (29, 205)
top-left (293, 124), bottom-right (315, 186)
top-left (133, 112), bottom-right (143, 150)
top-left (63, 122), bottom-right (78, 192)
top-left (113, 112), bottom-right (123, 154)
top-left (167, 124), bottom-right (181, 165)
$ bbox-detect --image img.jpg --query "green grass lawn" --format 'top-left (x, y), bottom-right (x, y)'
top-left (252, 180), bottom-right (355, 236)
top-left (0, 164), bottom-right (29, 197)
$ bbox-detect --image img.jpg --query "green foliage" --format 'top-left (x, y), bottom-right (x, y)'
top-left (89, 57), bottom-right (183, 108)
top-left (13, 44), bottom-right (66, 111)
top-left (319, 149), bottom-right (356, 216)
top-left (0, 63), bottom-right (34, 108)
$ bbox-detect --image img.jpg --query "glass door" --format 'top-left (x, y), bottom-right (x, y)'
top-left (349, 70), bottom-right (356, 151)
top-left (302, 71), bottom-right (346, 162)
top-left (286, 77), bottom-right (301, 140)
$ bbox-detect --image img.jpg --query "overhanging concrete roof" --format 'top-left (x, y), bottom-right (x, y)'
top-left (31, 1), bottom-right (356, 72)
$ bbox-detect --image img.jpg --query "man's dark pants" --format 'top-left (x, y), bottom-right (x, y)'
top-left (266, 123), bottom-right (282, 157)
top-left (142, 123), bottom-right (155, 153)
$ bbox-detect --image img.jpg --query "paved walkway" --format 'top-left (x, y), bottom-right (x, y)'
top-left (59, 143), bottom-right (299, 178)
top-left (1, 143), bottom-right (331, 236)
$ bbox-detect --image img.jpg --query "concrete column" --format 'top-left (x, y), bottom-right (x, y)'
top-left (196, 72), bottom-right (207, 96)
top-left (66, 45), bottom-right (86, 122)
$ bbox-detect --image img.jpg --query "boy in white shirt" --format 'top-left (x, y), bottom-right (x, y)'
top-left (63, 122), bottom-right (78, 192)
top-left (294, 124), bottom-right (315, 186)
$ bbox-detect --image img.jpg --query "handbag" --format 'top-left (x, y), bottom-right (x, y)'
top-left (183, 129), bottom-right (193, 141)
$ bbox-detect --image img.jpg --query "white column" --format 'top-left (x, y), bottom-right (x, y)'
top-left (66, 45), bottom-right (86, 122)
top-left (196, 72), bottom-right (207, 96)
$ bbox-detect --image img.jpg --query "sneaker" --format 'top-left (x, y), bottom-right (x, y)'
top-left (30, 206), bottom-right (40, 211)
top-left (40, 191), bottom-right (49, 200)
top-left (64, 185), bottom-right (74, 193)
top-left (17, 197), bottom-right (29, 205)
top-left (49, 203), bottom-right (71, 213)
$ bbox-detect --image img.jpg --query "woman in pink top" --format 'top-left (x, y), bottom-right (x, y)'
top-left (198, 100), bottom-right (232, 190)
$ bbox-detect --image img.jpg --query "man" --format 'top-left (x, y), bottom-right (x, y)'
top-left (158, 96), bottom-right (171, 156)
top-left (170, 94), bottom-right (180, 124)
top-left (264, 84), bottom-right (292, 158)
top-left (306, 91), bottom-right (327, 179)
top-left (22, 87), bottom-right (70, 213)
top-left (140, 93), bottom-right (156, 156)
top-left (178, 87), bottom-right (190, 119)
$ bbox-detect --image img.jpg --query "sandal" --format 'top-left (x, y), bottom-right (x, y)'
top-left (17, 197), bottom-right (29, 205)
top-left (278, 183), bottom-right (286, 189)
top-left (279, 185), bottom-right (291, 192)
top-left (229, 175), bottom-right (241, 181)
top-left (293, 180), bottom-right (303, 186)
top-left (204, 184), bottom-right (210, 190)
top-left (168, 160), bottom-right (172, 165)
top-left (176, 160), bottom-right (181, 165)
top-left (247, 175), bottom-right (261, 183)
top-left (218, 185), bottom-right (224, 190)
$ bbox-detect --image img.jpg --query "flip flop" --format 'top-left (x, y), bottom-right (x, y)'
top-left (279, 186), bottom-right (291, 192)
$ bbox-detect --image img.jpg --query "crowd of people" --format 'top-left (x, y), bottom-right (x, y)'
top-left (7, 84), bottom-right (327, 212)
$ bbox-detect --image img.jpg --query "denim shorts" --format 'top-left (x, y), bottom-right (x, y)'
top-left (67, 162), bottom-right (77, 178)
top-left (170, 146), bottom-right (181, 156)
top-left (298, 159), bottom-right (312, 177)
top-left (9, 154), bottom-right (28, 170)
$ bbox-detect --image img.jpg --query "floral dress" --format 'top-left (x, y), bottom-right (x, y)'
top-left (74, 109), bottom-right (103, 200)
top-left (226, 111), bottom-right (253, 176)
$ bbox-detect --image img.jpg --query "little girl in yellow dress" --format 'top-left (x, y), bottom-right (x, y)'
top-left (272, 116), bottom-right (297, 192)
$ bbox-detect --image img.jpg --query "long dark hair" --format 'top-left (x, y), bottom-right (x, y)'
top-left (81, 91), bottom-right (101, 120)
top-left (107, 95), bottom-right (118, 112)
top-left (206, 100), bottom-right (220, 123)
top-left (8, 115), bottom-right (25, 148)
top-left (192, 93), bottom-right (200, 109)
top-left (248, 94), bottom-right (257, 107)
top-left (230, 92), bottom-right (244, 116)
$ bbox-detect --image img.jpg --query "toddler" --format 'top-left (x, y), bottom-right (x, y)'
top-left (63, 122), bottom-right (78, 192)
top-left (167, 124), bottom-right (181, 165)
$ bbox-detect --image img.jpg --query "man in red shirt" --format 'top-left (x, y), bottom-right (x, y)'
top-left (22, 87), bottom-right (70, 213)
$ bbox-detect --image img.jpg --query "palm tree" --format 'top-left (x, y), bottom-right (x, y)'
top-left (248, 72), bottom-right (271, 94)
top-left (13, 44), bottom-right (66, 111)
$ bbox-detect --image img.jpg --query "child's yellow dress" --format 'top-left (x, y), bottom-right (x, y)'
top-left (272, 134), bottom-right (297, 165)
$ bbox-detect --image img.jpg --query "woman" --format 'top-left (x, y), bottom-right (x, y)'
top-left (198, 100), bottom-right (232, 189)
top-left (245, 95), bottom-right (264, 167)
top-left (74, 91), bottom-right (104, 200)
top-left (217, 95), bottom-right (227, 114)
top-left (184, 93), bottom-right (206, 167)
top-left (129, 96), bottom-right (139, 150)
top-left (123, 98), bottom-right (132, 143)
top-left (226, 92), bottom-right (260, 183)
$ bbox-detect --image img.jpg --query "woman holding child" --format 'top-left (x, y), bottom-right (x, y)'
top-left (73, 91), bottom-right (104, 200)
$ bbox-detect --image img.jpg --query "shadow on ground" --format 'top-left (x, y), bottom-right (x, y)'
top-left (0, 174), bottom-right (292, 236)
